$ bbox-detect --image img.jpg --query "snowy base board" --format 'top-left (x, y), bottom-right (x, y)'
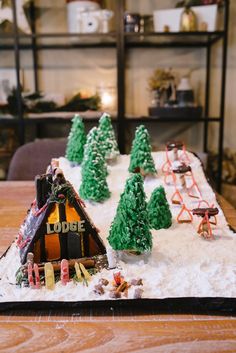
top-left (0, 151), bottom-right (235, 312)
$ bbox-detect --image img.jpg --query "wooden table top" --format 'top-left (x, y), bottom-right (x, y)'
top-left (0, 181), bottom-right (236, 353)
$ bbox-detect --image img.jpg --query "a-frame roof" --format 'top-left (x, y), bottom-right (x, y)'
top-left (19, 179), bottom-right (106, 264)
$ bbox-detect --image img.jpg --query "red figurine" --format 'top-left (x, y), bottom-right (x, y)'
top-left (113, 271), bottom-right (122, 286)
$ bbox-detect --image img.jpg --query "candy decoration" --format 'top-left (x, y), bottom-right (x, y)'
top-left (27, 263), bottom-right (34, 289)
top-left (113, 271), bottom-right (122, 286)
top-left (171, 188), bottom-right (183, 205)
top-left (34, 264), bottom-right (40, 289)
top-left (197, 200), bottom-right (210, 208)
top-left (60, 259), bottom-right (69, 285)
top-left (161, 159), bottom-right (171, 174)
top-left (164, 171), bottom-right (176, 185)
top-left (27, 263), bottom-right (40, 289)
top-left (197, 211), bottom-right (213, 239)
top-left (79, 263), bottom-right (91, 281)
top-left (44, 262), bottom-right (55, 290)
top-left (166, 141), bottom-right (190, 163)
top-left (187, 180), bottom-right (201, 199)
top-left (74, 262), bottom-right (82, 281)
top-left (106, 244), bottom-right (117, 269)
top-left (187, 172), bottom-right (201, 199)
top-left (162, 147), bottom-right (172, 173)
top-left (192, 207), bottom-right (219, 234)
top-left (177, 204), bottom-right (193, 223)
top-left (179, 144), bottom-right (191, 164)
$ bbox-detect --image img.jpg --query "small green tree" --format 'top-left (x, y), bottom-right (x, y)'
top-left (108, 173), bottom-right (152, 253)
top-left (147, 186), bottom-right (172, 230)
top-left (98, 113), bottom-right (119, 160)
top-left (65, 114), bottom-right (86, 163)
top-left (83, 126), bottom-right (108, 176)
top-left (129, 125), bottom-right (156, 175)
top-left (82, 127), bottom-right (99, 162)
top-left (79, 129), bottom-right (110, 202)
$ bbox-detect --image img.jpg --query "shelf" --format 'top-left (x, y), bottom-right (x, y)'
top-left (0, 31), bottom-right (225, 50)
top-left (0, 116), bottom-right (19, 125)
top-left (0, 32), bottom-right (117, 50)
top-left (125, 116), bottom-right (221, 123)
top-left (0, 112), bottom-right (117, 124)
top-left (24, 117), bottom-right (101, 124)
top-left (125, 31), bottom-right (225, 48)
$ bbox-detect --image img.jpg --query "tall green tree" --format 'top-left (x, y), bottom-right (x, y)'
top-left (129, 125), bottom-right (156, 175)
top-left (108, 173), bottom-right (152, 253)
top-left (147, 186), bottom-right (172, 230)
top-left (65, 114), bottom-right (86, 164)
top-left (79, 128), bottom-right (110, 202)
top-left (83, 126), bottom-right (108, 176)
top-left (98, 113), bottom-right (119, 160)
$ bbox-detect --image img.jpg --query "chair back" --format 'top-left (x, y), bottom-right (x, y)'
top-left (7, 139), bottom-right (67, 180)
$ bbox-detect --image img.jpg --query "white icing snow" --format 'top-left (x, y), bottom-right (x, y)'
top-left (0, 151), bottom-right (235, 303)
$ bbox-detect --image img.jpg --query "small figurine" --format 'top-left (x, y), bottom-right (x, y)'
top-left (113, 271), bottom-right (122, 286)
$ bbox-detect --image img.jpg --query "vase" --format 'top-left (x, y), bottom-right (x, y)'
top-left (180, 7), bottom-right (198, 32)
top-left (150, 89), bottom-right (161, 107)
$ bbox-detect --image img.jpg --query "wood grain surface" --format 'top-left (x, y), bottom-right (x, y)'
top-left (0, 181), bottom-right (235, 353)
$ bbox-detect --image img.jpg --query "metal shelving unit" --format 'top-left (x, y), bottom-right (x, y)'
top-left (0, 0), bottom-right (229, 191)
top-left (117, 0), bottom-right (229, 192)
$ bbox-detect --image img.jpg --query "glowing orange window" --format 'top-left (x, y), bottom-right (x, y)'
top-left (45, 233), bottom-right (60, 261)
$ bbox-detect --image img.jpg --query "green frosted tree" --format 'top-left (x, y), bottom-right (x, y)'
top-left (147, 186), bottom-right (172, 230)
top-left (79, 129), bottom-right (110, 202)
top-left (98, 113), bottom-right (119, 160)
top-left (129, 125), bottom-right (156, 175)
top-left (108, 173), bottom-right (152, 253)
top-left (65, 114), bottom-right (86, 164)
top-left (83, 126), bottom-right (108, 176)
top-left (82, 127), bottom-right (99, 162)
